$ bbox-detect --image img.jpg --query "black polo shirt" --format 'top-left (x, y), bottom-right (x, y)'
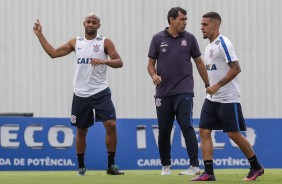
top-left (148, 28), bottom-right (201, 97)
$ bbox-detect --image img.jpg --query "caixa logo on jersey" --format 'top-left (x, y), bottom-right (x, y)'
top-left (0, 124), bottom-right (75, 149)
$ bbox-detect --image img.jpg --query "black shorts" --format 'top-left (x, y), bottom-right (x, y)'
top-left (199, 99), bottom-right (246, 132)
top-left (70, 87), bottom-right (116, 128)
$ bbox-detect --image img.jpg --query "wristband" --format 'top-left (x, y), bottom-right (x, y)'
top-left (205, 83), bottom-right (210, 88)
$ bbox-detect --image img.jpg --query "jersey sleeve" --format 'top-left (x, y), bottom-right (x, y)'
top-left (190, 34), bottom-right (201, 58)
top-left (219, 36), bottom-right (238, 63)
top-left (148, 34), bottom-right (159, 59)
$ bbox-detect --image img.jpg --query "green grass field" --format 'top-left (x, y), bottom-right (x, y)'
top-left (0, 169), bottom-right (281, 184)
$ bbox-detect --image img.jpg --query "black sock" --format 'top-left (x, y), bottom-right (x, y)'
top-left (248, 154), bottom-right (261, 170)
top-left (77, 153), bottom-right (85, 168)
top-left (204, 160), bottom-right (214, 175)
top-left (108, 152), bottom-right (116, 168)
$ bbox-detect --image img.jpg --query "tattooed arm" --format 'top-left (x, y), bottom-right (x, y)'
top-left (207, 61), bottom-right (241, 96)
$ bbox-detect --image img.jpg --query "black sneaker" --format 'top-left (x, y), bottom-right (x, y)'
top-left (78, 167), bottom-right (86, 176)
top-left (106, 164), bottom-right (125, 175)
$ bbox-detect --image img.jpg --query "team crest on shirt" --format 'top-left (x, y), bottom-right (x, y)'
top-left (181, 39), bottom-right (187, 46)
top-left (155, 98), bottom-right (161, 107)
top-left (209, 49), bottom-right (214, 58)
top-left (93, 44), bottom-right (100, 52)
top-left (71, 115), bottom-right (77, 124)
top-left (161, 47), bottom-right (167, 52)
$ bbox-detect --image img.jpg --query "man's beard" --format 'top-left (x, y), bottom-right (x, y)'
top-left (86, 29), bottom-right (96, 35)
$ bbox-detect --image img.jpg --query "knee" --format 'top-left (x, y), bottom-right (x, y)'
top-left (227, 132), bottom-right (237, 140)
top-left (199, 128), bottom-right (210, 139)
top-left (104, 120), bottom-right (117, 134)
top-left (158, 127), bottom-right (172, 136)
top-left (179, 123), bottom-right (193, 131)
top-left (76, 128), bottom-right (88, 137)
top-left (158, 129), bottom-right (173, 141)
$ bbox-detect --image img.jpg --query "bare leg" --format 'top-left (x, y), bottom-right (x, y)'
top-left (103, 120), bottom-right (117, 152)
top-left (199, 128), bottom-right (213, 160)
top-left (227, 131), bottom-right (254, 158)
top-left (103, 120), bottom-right (125, 175)
top-left (76, 128), bottom-right (88, 154)
top-left (228, 132), bottom-right (264, 180)
top-left (76, 128), bottom-right (88, 175)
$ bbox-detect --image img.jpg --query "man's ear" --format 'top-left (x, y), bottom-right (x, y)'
top-left (169, 17), bottom-right (174, 24)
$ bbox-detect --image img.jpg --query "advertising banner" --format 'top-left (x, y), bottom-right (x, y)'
top-left (0, 117), bottom-right (280, 170)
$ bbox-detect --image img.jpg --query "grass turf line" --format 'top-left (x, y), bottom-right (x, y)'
top-left (0, 169), bottom-right (281, 184)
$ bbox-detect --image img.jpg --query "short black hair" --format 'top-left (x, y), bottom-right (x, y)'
top-left (202, 12), bottom-right (221, 23)
top-left (167, 7), bottom-right (187, 24)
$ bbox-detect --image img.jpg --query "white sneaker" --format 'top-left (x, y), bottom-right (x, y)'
top-left (179, 166), bottom-right (201, 175)
top-left (161, 165), bottom-right (171, 175)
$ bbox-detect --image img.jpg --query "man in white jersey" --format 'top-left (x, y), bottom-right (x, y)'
top-left (191, 12), bottom-right (264, 181)
top-left (33, 13), bottom-right (124, 176)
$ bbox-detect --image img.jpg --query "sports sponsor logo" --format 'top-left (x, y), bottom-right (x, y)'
top-left (206, 64), bottom-right (217, 71)
top-left (160, 42), bottom-right (167, 53)
top-left (0, 124), bottom-right (75, 149)
top-left (77, 58), bottom-right (91, 64)
top-left (136, 125), bottom-right (257, 149)
top-left (160, 42), bottom-right (168, 47)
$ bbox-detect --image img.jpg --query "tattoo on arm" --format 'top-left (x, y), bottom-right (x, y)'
top-left (217, 78), bottom-right (228, 87)
top-left (228, 61), bottom-right (241, 72)
top-left (217, 61), bottom-right (241, 87)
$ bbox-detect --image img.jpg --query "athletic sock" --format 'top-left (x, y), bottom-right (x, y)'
top-left (204, 160), bottom-right (214, 175)
top-left (248, 154), bottom-right (261, 170)
top-left (108, 152), bottom-right (116, 168)
top-left (77, 153), bottom-right (85, 168)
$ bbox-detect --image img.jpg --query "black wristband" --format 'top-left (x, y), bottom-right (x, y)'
top-left (205, 83), bottom-right (210, 88)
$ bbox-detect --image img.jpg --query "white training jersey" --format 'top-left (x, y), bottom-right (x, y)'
top-left (73, 35), bottom-right (108, 97)
top-left (205, 35), bottom-right (240, 103)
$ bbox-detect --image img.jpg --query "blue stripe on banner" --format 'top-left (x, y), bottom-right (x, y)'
top-left (219, 36), bottom-right (232, 62)
top-left (234, 103), bottom-right (240, 130)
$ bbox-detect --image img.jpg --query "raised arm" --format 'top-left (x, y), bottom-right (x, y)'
top-left (33, 19), bottom-right (75, 58)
